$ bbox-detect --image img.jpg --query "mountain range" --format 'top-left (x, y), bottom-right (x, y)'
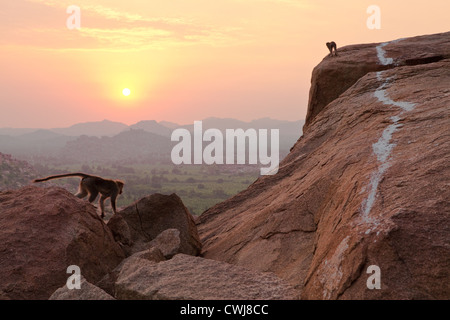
top-left (0, 118), bottom-right (305, 162)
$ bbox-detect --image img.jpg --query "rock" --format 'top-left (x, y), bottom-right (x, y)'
top-left (96, 247), bottom-right (165, 297)
top-left (149, 228), bottom-right (181, 259)
top-left (131, 246), bottom-right (166, 263)
top-left (0, 186), bottom-right (125, 300)
top-left (304, 32), bottom-right (450, 130)
top-left (49, 277), bottom-right (115, 300)
top-left (115, 254), bottom-right (299, 300)
top-left (107, 193), bottom-right (201, 256)
top-left (106, 213), bottom-right (133, 249)
top-left (197, 32), bottom-right (450, 299)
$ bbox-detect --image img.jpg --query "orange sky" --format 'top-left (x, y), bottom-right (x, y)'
top-left (0, 0), bottom-right (449, 128)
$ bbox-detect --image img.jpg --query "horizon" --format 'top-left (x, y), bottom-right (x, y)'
top-left (1, 1), bottom-right (449, 128)
top-left (0, 116), bottom-right (306, 130)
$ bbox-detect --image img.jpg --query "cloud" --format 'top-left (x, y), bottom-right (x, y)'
top-left (233, 0), bottom-right (313, 8)
top-left (3, 0), bottom-right (251, 51)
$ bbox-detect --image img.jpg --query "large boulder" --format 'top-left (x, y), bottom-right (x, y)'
top-left (115, 254), bottom-right (299, 300)
top-left (107, 193), bottom-right (201, 256)
top-left (0, 186), bottom-right (125, 300)
top-left (197, 32), bottom-right (450, 299)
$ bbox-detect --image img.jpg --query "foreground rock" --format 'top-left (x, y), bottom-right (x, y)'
top-left (149, 228), bottom-right (181, 259)
top-left (0, 186), bottom-right (125, 300)
top-left (115, 254), bottom-right (298, 300)
top-left (108, 193), bottom-right (201, 256)
top-left (49, 277), bottom-right (115, 300)
top-left (97, 247), bottom-right (165, 297)
top-left (198, 32), bottom-right (450, 299)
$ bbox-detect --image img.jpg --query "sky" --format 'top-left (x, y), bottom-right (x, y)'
top-left (0, 0), bottom-right (449, 128)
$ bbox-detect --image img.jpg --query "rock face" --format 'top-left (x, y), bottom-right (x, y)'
top-left (197, 32), bottom-right (450, 299)
top-left (304, 32), bottom-right (450, 129)
top-left (115, 254), bottom-right (298, 300)
top-left (107, 193), bottom-right (201, 257)
top-left (0, 186), bottom-right (125, 300)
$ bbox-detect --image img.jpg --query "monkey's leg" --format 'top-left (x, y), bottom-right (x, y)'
top-left (110, 194), bottom-right (118, 215)
top-left (75, 188), bottom-right (88, 199)
top-left (99, 195), bottom-right (107, 218)
top-left (88, 190), bottom-right (99, 203)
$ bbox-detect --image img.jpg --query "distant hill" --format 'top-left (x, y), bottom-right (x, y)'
top-left (129, 120), bottom-right (173, 137)
top-left (180, 117), bottom-right (305, 158)
top-left (51, 119), bottom-right (129, 137)
top-left (181, 117), bottom-right (304, 134)
top-left (19, 129), bottom-right (65, 141)
top-left (0, 117), bottom-right (304, 162)
top-left (0, 128), bottom-right (39, 136)
top-left (0, 130), bottom-right (75, 157)
top-left (159, 121), bottom-right (180, 129)
top-left (60, 129), bottom-right (171, 162)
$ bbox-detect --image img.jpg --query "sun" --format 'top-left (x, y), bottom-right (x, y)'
top-left (122, 88), bottom-right (131, 96)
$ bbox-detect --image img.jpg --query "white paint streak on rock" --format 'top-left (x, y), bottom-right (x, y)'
top-left (376, 38), bottom-right (405, 66)
top-left (376, 42), bottom-right (394, 66)
top-left (361, 40), bottom-right (417, 227)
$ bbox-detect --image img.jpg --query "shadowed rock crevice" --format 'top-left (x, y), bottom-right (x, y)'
top-left (107, 193), bottom-right (202, 257)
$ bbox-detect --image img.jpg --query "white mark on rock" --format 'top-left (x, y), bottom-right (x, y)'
top-left (376, 42), bottom-right (393, 66)
top-left (376, 38), bottom-right (404, 66)
top-left (374, 73), bottom-right (416, 112)
top-left (361, 39), bottom-right (416, 228)
top-left (372, 117), bottom-right (402, 163)
top-left (320, 236), bottom-right (350, 299)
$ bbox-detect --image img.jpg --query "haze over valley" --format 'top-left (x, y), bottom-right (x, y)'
top-left (0, 117), bottom-right (304, 215)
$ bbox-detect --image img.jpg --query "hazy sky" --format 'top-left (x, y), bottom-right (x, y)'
top-left (0, 0), bottom-right (449, 128)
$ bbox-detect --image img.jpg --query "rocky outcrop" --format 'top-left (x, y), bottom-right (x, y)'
top-left (0, 186), bottom-right (125, 300)
top-left (0, 185), bottom-right (206, 300)
top-left (197, 32), bottom-right (450, 299)
top-left (107, 193), bottom-right (201, 257)
top-left (304, 32), bottom-right (449, 129)
top-left (115, 254), bottom-right (298, 300)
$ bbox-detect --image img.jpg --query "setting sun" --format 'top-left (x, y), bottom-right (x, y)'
top-left (122, 88), bottom-right (131, 96)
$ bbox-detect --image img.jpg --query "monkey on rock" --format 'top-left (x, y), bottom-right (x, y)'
top-left (326, 41), bottom-right (338, 56)
top-left (33, 173), bottom-right (124, 218)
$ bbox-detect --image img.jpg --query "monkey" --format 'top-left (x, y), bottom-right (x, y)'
top-left (326, 41), bottom-right (338, 56)
top-left (33, 173), bottom-right (124, 218)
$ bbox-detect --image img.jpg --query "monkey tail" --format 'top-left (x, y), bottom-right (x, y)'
top-left (33, 172), bottom-right (91, 183)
